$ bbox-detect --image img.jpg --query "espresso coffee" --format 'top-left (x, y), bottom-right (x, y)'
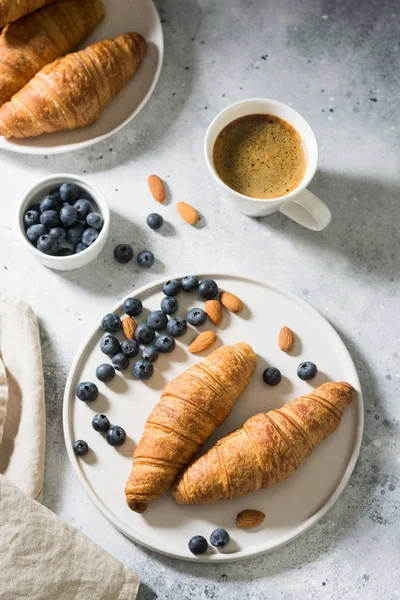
top-left (213, 114), bottom-right (307, 199)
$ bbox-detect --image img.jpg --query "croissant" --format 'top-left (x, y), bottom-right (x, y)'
top-left (125, 342), bottom-right (257, 513)
top-left (173, 382), bottom-right (355, 504)
top-left (0, 0), bottom-right (55, 27)
top-left (0, 0), bottom-right (105, 107)
top-left (0, 32), bottom-right (146, 138)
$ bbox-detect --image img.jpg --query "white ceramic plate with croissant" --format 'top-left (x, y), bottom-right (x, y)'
top-left (63, 273), bottom-right (363, 562)
top-left (0, 0), bottom-right (163, 154)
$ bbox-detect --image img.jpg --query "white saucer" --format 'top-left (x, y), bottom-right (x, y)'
top-left (0, 0), bottom-right (163, 154)
top-left (63, 273), bottom-right (363, 562)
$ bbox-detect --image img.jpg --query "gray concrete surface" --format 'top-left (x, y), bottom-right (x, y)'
top-left (1, 0), bottom-right (399, 597)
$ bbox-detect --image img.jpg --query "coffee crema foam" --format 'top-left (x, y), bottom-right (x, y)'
top-left (213, 114), bottom-right (307, 199)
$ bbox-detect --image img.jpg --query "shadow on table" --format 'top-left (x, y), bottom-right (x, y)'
top-left (256, 171), bottom-right (400, 283)
top-left (135, 329), bottom-right (397, 584)
top-left (0, 1), bottom-right (199, 173)
top-left (55, 211), bottom-right (166, 297)
top-left (39, 320), bottom-right (71, 513)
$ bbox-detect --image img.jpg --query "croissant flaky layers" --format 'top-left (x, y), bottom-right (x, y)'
top-left (125, 343), bottom-right (257, 513)
top-left (0, 0), bottom-right (55, 27)
top-left (173, 382), bottom-right (355, 504)
top-left (0, 0), bottom-right (105, 106)
top-left (0, 32), bottom-right (146, 138)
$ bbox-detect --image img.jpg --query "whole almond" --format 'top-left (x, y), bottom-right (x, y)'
top-left (147, 175), bottom-right (166, 203)
top-left (205, 300), bottom-right (223, 326)
top-left (220, 291), bottom-right (243, 313)
top-left (122, 316), bottom-right (137, 340)
top-left (177, 202), bottom-right (199, 225)
top-left (278, 326), bottom-right (295, 352)
top-left (236, 509), bottom-right (265, 529)
top-left (188, 330), bottom-right (216, 354)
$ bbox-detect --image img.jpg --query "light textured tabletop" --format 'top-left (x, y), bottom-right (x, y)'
top-left (1, 0), bottom-right (399, 598)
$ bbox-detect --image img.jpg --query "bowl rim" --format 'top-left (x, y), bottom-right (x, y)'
top-left (18, 173), bottom-right (110, 263)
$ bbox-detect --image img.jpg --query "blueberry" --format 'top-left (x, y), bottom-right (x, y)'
top-left (40, 194), bottom-right (62, 212)
top-left (123, 297), bottom-right (142, 316)
top-left (57, 247), bottom-right (74, 256)
top-left (73, 440), bottom-right (89, 456)
top-left (167, 317), bottom-right (187, 337)
top-left (210, 528), bottom-right (230, 548)
top-left (86, 212), bottom-right (103, 230)
top-left (297, 361), bottom-right (318, 381)
top-left (163, 279), bottom-right (181, 296)
top-left (49, 227), bottom-right (66, 243)
top-left (142, 345), bottom-right (159, 362)
top-left (50, 188), bottom-right (61, 200)
top-left (100, 335), bottom-right (121, 357)
top-left (262, 367), bottom-right (282, 386)
top-left (146, 213), bottom-right (163, 230)
top-left (106, 425), bottom-right (126, 446)
top-left (92, 414), bottom-right (110, 432)
top-left (60, 204), bottom-right (77, 227)
top-left (147, 310), bottom-right (168, 331)
top-left (133, 359), bottom-right (154, 380)
top-left (24, 209), bottom-right (40, 229)
top-left (60, 182), bottom-right (80, 204)
top-left (188, 535), bottom-right (208, 555)
top-left (26, 224), bottom-right (47, 244)
top-left (82, 227), bottom-right (99, 246)
top-left (135, 323), bottom-right (155, 344)
top-left (96, 363), bottom-right (116, 382)
top-left (187, 308), bottom-right (207, 327)
top-left (137, 250), bottom-right (154, 268)
top-left (114, 244), bottom-right (133, 264)
top-left (66, 222), bottom-right (85, 244)
top-left (112, 353), bottom-right (129, 371)
top-left (161, 296), bottom-right (178, 315)
top-left (76, 381), bottom-right (98, 402)
top-left (75, 242), bottom-right (87, 253)
top-left (198, 279), bottom-right (218, 300)
top-left (181, 275), bottom-right (199, 292)
top-left (155, 334), bottom-right (175, 353)
top-left (40, 210), bottom-right (60, 228)
top-left (101, 313), bottom-right (121, 333)
top-left (121, 339), bottom-right (139, 358)
top-left (73, 199), bottom-right (93, 220)
top-left (37, 234), bottom-right (57, 255)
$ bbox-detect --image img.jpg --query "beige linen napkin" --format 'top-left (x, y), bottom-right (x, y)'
top-left (0, 295), bottom-right (140, 599)
top-left (0, 294), bottom-right (45, 500)
top-left (0, 475), bottom-right (140, 600)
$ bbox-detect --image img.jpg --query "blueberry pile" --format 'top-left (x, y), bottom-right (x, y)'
top-left (262, 360), bottom-right (318, 387)
top-left (24, 181), bottom-right (104, 257)
top-left (188, 528), bottom-right (230, 555)
top-left (73, 276), bottom-right (219, 455)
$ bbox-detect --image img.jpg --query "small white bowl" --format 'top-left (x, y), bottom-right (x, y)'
top-left (18, 173), bottom-right (110, 271)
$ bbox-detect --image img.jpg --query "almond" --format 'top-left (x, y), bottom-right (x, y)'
top-left (177, 202), bottom-right (199, 225)
top-left (205, 300), bottom-right (223, 326)
top-left (278, 326), bottom-right (295, 352)
top-left (236, 509), bottom-right (265, 529)
top-left (188, 330), bottom-right (216, 354)
top-left (147, 175), bottom-right (166, 203)
top-left (220, 291), bottom-right (243, 313)
top-left (122, 316), bottom-right (137, 340)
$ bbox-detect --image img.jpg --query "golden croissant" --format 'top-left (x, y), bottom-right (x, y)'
top-left (0, 32), bottom-right (146, 138)
top-left (173, 382), bottom-right (355, 504)
top-left (0, 0), bottom-right (55, 27)
top-left (125, 343), bottom-right (257, 513)
top-left (0, 0), bottom-right (105, 107)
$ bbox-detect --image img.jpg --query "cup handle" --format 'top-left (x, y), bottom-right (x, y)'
top-left (279, 189), bottom-right (331, 231)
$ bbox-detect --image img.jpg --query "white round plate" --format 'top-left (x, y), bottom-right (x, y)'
top-left (63, 273), bottom-right (363, 562)
top-left (0, 0), bottom-right (163, 155)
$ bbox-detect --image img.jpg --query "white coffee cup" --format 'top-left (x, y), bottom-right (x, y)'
top-left (204, 98), bottom-right (331, 231)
